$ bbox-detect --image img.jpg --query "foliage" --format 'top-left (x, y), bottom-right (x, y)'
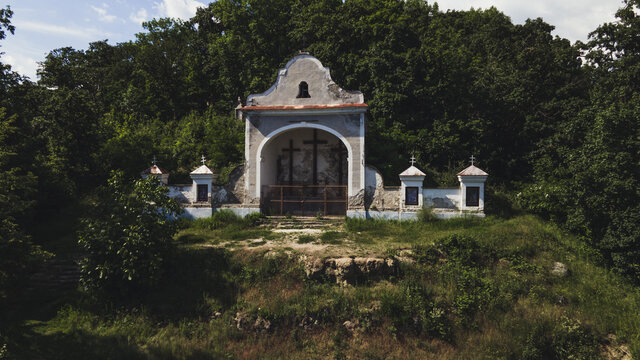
top-left (0, 0), bottom-right (637, 280)
top-left (520, 0), bottom-right (640, 281)
top-left (11, 216), bottom-right (640, 358)
top-left (78, 171), bottom-right (183, 300)
top-left (0, 6), bottom-right (14, 42)
top-left (190, 210), bottom-right (263, 230)
top-left (0, 108), bottom-right (48, 306)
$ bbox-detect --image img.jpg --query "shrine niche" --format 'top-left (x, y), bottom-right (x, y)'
top-left (238, 53), bottom-right (367, 216)
top-left (153, 53), bottom-right (490, 219)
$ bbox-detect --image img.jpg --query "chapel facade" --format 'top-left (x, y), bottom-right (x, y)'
top-left (144, 54), bottom-right (489, 219)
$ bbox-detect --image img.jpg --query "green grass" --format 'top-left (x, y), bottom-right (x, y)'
top-left (319, 231), bottom-right (346, 244)
top-left (4, 215), bottom-right (640, 359)
top-left (297, 235), bottom-right (315, 244)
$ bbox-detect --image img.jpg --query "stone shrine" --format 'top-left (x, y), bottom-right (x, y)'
top-left (143, 54), bottom-right (489, 219)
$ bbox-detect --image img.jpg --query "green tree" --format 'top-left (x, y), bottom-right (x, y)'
top-left (0, 108), bottom-right (44, 302)
top-left (523, 0), bottom-right (640, 281)
top-left (78, 171), bottom-right (183, 300)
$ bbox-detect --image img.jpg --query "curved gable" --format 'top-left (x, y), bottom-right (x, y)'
top-left (246, 54), bottom-right (364, 107)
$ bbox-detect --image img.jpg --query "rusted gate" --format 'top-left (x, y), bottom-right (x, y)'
top-left (262, 185), bottom-right (347, 216)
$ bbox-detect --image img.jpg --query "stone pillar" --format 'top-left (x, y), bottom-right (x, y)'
top-left (457, 165), bottom-right (489, 212)
top-left (190, 165), bottom-right (217, 203)
top-left (399, 165), bottom-right (426, 209)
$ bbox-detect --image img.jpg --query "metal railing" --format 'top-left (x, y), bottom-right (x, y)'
top-left (262, 185), bottom-right (347, 216)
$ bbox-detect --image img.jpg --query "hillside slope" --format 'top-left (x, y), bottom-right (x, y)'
top-left (7, 215), bottom-right (639, 359)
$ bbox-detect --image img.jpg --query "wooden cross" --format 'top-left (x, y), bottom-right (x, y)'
top-left (331, 142), bottom-right (347, 185)
top-left (282, 139), bottom-right (300, 185)
top-left (470, 155), bottom-right (476, 166)
top-left (303, 130), bottom-right (328, 185)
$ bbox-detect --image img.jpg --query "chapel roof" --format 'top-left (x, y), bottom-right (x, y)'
top-left (141, 165), bottom-right (168, 175)
top-left (399, 165), bottom-right (426, 177)
top-left (457, 165), bottom-right (489, 176)
top-left (190, 164), bottom-right (214, 175)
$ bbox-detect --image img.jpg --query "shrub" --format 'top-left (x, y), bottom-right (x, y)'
top-left (520, 317), bottom-right (599, 359)
top-left (435, 234), bottom-right (494, 266)
top-left (78, 171), bottom-right (183, 300)
top-left (191, 210), bottom-right (264, 230)
top-left (244, 212), bottom-right (266, 227)
top-left (380, 279), bottom-right (451, 340)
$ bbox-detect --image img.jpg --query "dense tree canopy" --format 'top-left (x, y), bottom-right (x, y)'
top-left (0, 0), bottom-right (637, 280)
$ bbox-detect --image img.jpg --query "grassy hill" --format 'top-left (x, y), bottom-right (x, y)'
top-left (5, 214), bottom-right (639, 359)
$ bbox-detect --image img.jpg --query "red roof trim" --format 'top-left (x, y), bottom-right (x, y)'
top-left (241, 103), bottom-right (368, 111)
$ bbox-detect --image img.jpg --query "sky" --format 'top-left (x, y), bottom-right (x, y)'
top-left (0, 0), bottom-right (625, 81)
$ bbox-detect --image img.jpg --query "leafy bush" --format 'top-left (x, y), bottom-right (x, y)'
top-left (380, 278), bottom-right (451, 340)
top-left (78, 171), bottom-right (183, 300)
top-left (520, 317), bottom-right (599, 359)
top-left (434, 234), bottom-right (494, 267)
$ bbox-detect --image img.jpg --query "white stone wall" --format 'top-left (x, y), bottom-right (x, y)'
top-left (423, 188), bottom-right (460, 209)
top-left (167, 184), bottom-right (193, 203)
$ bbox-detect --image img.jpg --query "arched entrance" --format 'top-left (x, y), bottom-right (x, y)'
top-left (257, 125), bottom-right (351, 216)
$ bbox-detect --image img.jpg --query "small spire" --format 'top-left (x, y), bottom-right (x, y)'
top-left (236, 96), bottom-right (242, 107)
top-left (410, 155), bottom-right (416, 166)
top-left (201, 155), bottom-right (206, 165)
top-left (152, 155), bottom-right (157, 166)
top-left (470, 155), bottom-right (476, 166)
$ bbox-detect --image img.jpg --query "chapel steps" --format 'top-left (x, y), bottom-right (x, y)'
top-left (263, 216), bottom-right (344, 230)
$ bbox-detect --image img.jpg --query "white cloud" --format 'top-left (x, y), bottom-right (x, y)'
top-left (130, 8), bottom-right (149, 24)
top-left (1, 53), bottom-right (39, 80)
top-left (434, 0), bottom-right (621, 43)
top-left (91, 4), bottom-right (117, 23)
top-left (156, 0), bottom-right (205, 20)
top-left (13, 20), bottom-right (103, 39)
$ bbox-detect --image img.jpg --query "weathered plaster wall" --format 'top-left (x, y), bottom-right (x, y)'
top-left (423, 188), bottom-right (460, 209)
top-left (182, 206), bottom-right (213, 219)
top-left (246, 55), bottom-right (363, 107)
top-left (167, 184), bottom-right (192, 204)
top-left (365, 165), bottom-right (402, 211)
top-left (211, 165), bottom-right (245, 207)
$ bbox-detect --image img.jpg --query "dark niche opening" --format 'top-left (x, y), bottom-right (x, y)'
top-left (197, 184), bottom-right (208, 202)
top-left (466, 186), bottom-right (479, 207)
top-left (405, 187), bottom-right (419, 206)
top-left (297, 81), bottom-right (310, 98)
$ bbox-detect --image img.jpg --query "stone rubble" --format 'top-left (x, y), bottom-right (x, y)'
top-left (300, 255), bottom-right (398, 285)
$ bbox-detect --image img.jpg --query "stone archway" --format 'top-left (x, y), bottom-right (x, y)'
top-left (256, 124), bottom-right (352, 216)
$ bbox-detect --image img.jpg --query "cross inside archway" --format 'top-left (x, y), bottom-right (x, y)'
top-left (282, 140), bottom-right (300, 185)
top-left (303, 130), bottom-right (328, 185)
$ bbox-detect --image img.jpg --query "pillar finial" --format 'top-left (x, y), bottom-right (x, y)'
top-left (201, 155), bottom-right (206, 165)
top-left (152, 155), bottom-right (157, 166)
top-left (470, 155), bottom-right (476, 166)
top-left (410, 155), bottom-right (416, 166)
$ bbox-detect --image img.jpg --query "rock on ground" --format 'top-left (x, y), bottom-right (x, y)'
top-left (301, 255), bottom-right (398, 285)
